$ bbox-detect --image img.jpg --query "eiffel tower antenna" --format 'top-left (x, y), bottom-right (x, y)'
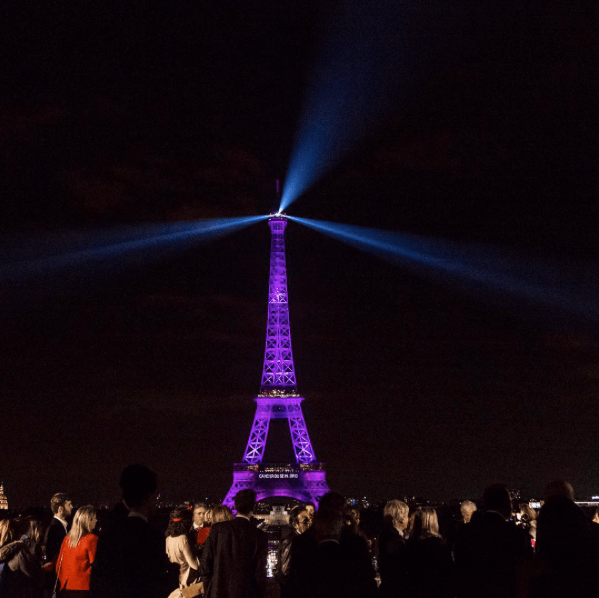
top-left (223, 213), bottom-right (329, 506)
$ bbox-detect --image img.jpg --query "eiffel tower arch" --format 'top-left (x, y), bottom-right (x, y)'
top-left (223, 214), bottom-right (329, 507)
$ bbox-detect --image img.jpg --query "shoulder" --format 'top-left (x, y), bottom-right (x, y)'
top-left (48, 519), bottom-right (64, 533)
top-left (209, 521), bottom-right (232, 535)
top-left (169, 534), bottom-right (189, 547)
top-left (83, 533), bottom-right (99, 547)
top-left (0, 540), bottom-right (27, 563)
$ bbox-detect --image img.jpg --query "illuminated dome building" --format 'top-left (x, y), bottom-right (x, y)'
top-left (0, 483), bottom-right (8, 510)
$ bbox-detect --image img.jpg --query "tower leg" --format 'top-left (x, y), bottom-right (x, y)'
top-left (242, 405), bottom-right (271, 464)
top-left (288, 405), bottom-right (316, 464)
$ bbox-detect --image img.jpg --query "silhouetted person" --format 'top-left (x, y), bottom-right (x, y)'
top-left (587, 506), bottom-right (599, 540)
top-left (405, 507), bottom-right (455, 598)
top-left (455, 484), bottom-right (532, 598)
top-left (378, 499), bottom-right (409, 598)
top-left (531, 480), bottom-right (599, 598)
top-left (200, 489), bottom-right (268, 598)
top-left (460, 500), bottom-right (477, 524)
top-left (90, 464), bottom-right (175, 598)
top-left (276, 505), bottom-right (311, 596)
top-left (287, 491), bottom-right (376, 598)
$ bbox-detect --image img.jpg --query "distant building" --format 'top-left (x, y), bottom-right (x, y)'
top-left (0, 483), bottom-right (8, 510)
top-left (508, 488), bottom-right (522, 500)
top-left (267, 505), bottom-right (289, 526)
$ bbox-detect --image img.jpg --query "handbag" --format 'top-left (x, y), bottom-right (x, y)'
top-left (167, 581), bottom-right (203, 598)
top-left (181, 582), bottom-right (203, 598)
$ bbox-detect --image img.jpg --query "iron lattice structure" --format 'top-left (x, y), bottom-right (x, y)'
top-left (223, 215), bottom-right (329, 507)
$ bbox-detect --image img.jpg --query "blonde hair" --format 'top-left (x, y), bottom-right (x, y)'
top-left (409, 507), bottom-right (440, 539)
top-left (67, 505), bottom-right (96, 548)
top-left (383, 500), bottom-right (409, 528)
top-left (460, 500), bottom-right (477, 520)
top-left (211, 505), bottom-right (233, 523)
top-left (0, 519), bottom-right (16, 547)
top-left (520, 503), bottom-right (537, 522)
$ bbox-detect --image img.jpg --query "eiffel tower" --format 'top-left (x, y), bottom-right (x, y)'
top-left (223, 213), bottom-right (329, 506)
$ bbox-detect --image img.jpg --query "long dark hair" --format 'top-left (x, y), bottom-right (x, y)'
top-left (165, 507), bottom-right (191, 538)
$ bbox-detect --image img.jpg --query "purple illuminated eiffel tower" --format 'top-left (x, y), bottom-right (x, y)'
top-left (223, 214), bottom-right (329, 507)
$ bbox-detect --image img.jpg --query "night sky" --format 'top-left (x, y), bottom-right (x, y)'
top-left (1, 1), bottom-right (598, 508)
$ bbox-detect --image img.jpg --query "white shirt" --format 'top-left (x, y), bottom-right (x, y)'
top-left (54, 515), bottom-right (68, 532)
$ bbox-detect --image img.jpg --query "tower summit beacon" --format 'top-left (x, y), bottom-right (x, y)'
top-left (223, 213), bottom-right (329, 506)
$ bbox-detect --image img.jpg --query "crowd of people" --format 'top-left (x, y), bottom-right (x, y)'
top-left (0, 467), bottom-right (598, 598)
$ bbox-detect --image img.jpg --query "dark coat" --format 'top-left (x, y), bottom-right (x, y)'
top-left (532, 497), bottom-right (599, 598)
top-left (44, 517), bottom-right (68, 566)
top-left (286, 526), bottom-right (377, 598)
top-left (275, 526), bottom-right (297, 591)
top-left (90, 514), bottom-right (176, 598)
top-left (455, 510), bottom-right (532, 598)
top-left (0, 540), bottom-right (44, 598)
top-left (377, 525), bottom-right (408, 598)
top-left (405, 535), bottom-right (455, 598)
top-left (200, 517), bottom-right (268, 598)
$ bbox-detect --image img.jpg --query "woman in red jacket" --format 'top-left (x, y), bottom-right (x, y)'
top-left (56, 505), bottom-right (98, 596)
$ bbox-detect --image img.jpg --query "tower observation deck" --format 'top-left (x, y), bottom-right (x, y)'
top-left (223, 214), bottom-right (329, 506)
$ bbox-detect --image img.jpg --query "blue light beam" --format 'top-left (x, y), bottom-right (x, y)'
top-left (1, 215), bottom-right (267, 293)
top-left (280, 0), bottom-right (466, 212)
top-left (289, 216), bottom-right (599, 330)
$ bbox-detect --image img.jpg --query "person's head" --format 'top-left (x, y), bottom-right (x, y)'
top-left (50, 493), bottom-right (73, 519)
top-left (384, 500), bottom-right (410, 532)
top-left (483, 484), bottom-right (513, 519)
top-left (0, 519), bottom-right (17, 547)
top-left (165, 507), bottom-right (192, 538)
top-left (67, 505), bottom-right (97, 548)
top-left (211, 505), bottom-right (234, 524)
top-left (119, 464), bottom-right (158, 510)
top-left (289, 506), bottom-right (311, 534)
top-left (204, 509), bottom-right (213, 525)
top-left (234, 490), bottom-right (256, 516)
top-left (346, 507), bottom-right (360, 525)
top-left (544, 480), bottom-right (575, 502)
top-left (311, 492), bottom-right (345, 542)
top-left (408, 507), bottom-right (440, 539)
top-left (520, 503), bottom-right (537, 522)
top-left (316, 492), bottom-right (345, 521)
top-left (460, 500), bottom-right (477, 523)
top-left (193, 503), bottom-right (207, 527)
top-left (343, 505), bottom-right (360, 533)
top-left (21, 517), bottom-right (41, 544)
top-left (304, 502), bottom-right (315, 520)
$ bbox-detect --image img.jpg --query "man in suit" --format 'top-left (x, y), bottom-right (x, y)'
top-left (455, 484), bottom-right (532, 598)
top-left (189, 502), bottom-right (210, 558)
top-left (91, 464), bottom-right (177, 598)
top-left (533, 480), bottom-right (599, 598)
top-left (44, 492), bottom-right (73, 568)
top-left (200, 489), bottom-right (268, 598)
top-left (287, 492), bottom-right (377, 598)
